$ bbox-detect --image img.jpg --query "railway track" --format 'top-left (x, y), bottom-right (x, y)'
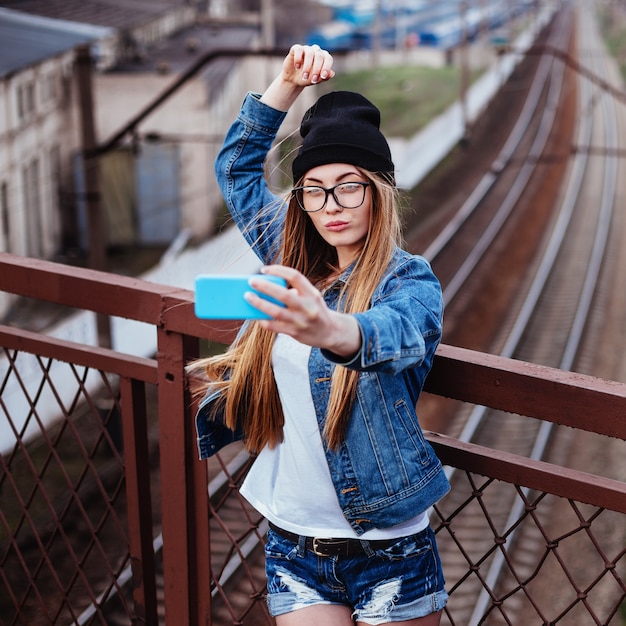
top-left (428, 2), bottom-right (622, 624)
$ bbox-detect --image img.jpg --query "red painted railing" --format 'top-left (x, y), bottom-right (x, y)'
top-left (1, 252), bottom-right (624, 625)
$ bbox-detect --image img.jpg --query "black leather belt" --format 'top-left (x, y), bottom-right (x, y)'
top-left (268, 521), bottom-right (397, 557)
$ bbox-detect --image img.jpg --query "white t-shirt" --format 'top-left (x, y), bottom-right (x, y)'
top-left (240, 333), bottom-right (428, 539)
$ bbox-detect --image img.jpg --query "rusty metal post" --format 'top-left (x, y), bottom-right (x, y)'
top-left (120, 377), bottom-right (158, 624)
top-left (156, 327), bottom-right (210, 625)
top-left (183, 334), bottom-right (212, 625)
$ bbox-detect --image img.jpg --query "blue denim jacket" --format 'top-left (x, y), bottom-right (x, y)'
top-left (196, 92), bottom-right (450, 535)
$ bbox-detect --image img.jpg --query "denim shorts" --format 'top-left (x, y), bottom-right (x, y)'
top-left (264, 525), bottom-right (448, 624)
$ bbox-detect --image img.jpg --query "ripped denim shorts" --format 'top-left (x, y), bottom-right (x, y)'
top-left (264, 525), bottom-right (448, 624)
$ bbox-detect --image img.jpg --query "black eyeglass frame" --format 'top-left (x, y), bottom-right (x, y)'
top-left (292, 181), bottom-right (371, 213)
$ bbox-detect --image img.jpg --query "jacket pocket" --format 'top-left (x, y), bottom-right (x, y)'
top-left (393, 399), bottom-right (431, 466)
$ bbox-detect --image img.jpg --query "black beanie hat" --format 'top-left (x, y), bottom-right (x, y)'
top-left (292, 91), bottom-right (395, 184)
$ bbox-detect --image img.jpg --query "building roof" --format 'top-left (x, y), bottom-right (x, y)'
top-left (0, 0), bottom-right (189, 30)
top-left (106, 20), bottom-right (259, 98)
top-left (114, 22), bottom-right (258, 78)
top-left (0, 8), bottom-right (111, 78)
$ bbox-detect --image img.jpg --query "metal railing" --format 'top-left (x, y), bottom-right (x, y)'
top-left (1, 252), bottom-right (625, 625)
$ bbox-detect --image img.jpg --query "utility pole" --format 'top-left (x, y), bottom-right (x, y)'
top-left (372, 0), bottom-right (382, 67)
top-left (459, 0), bottom-right (471, 144)
top-left (76, 44), bottom-right (111, 348)
top-left (261, 0), bottom-right (275, 48)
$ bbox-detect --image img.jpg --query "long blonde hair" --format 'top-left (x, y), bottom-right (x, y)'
top-left (189, 170), bottom-right (403, 452)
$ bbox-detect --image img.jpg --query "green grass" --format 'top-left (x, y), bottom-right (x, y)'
top-left (323, 64), bottom-right (480, 137)
top-left (598, 6), bottom-right (626, 84)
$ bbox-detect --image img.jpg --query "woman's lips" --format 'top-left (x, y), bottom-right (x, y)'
top-left (324, 221), bottom-right (349, 231)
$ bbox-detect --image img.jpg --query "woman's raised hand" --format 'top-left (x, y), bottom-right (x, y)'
top-left (261, 44), bottom-right (334, 111)
top-left (283, 43), bottom-right (335, 86)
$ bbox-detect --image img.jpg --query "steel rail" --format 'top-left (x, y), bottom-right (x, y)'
top-left (426, 11), bottom-right (581, 621)
top-left (436, 6), bottom-right (619, 623)
top-left (467, 11), bottom-right (619, 623)
top-left (444, 47), bottom-right (566, 303)
top-left (455, 8), bottom-right (585, 447)
top-left (421, 41), bottom-right (555, 264)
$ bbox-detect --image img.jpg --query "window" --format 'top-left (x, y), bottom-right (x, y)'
top-left (17, 81), bottom-right (36, 121)
top-left (42, 71), bottom-right (58, 105)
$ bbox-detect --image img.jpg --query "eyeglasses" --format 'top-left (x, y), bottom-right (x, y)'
top-left (292, 181), bottom-right (370, 213)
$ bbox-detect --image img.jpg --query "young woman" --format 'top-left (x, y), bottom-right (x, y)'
top-left (191, 44), bottom-right (449, 625)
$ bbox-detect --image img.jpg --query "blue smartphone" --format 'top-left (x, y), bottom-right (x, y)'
top-left (194, 274), bottom-right (287, 320)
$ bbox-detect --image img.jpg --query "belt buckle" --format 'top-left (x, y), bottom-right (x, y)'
top-left (312, 537), bottom-right (348, 557)
top-left (312, 537), bottom-right (328, 557)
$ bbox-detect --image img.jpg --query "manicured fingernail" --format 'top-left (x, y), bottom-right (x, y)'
top-left (302, 72), bottom-right (309, 80)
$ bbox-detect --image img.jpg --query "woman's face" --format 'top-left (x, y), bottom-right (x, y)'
top-left (299, 163), bottom-right (372, 268)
